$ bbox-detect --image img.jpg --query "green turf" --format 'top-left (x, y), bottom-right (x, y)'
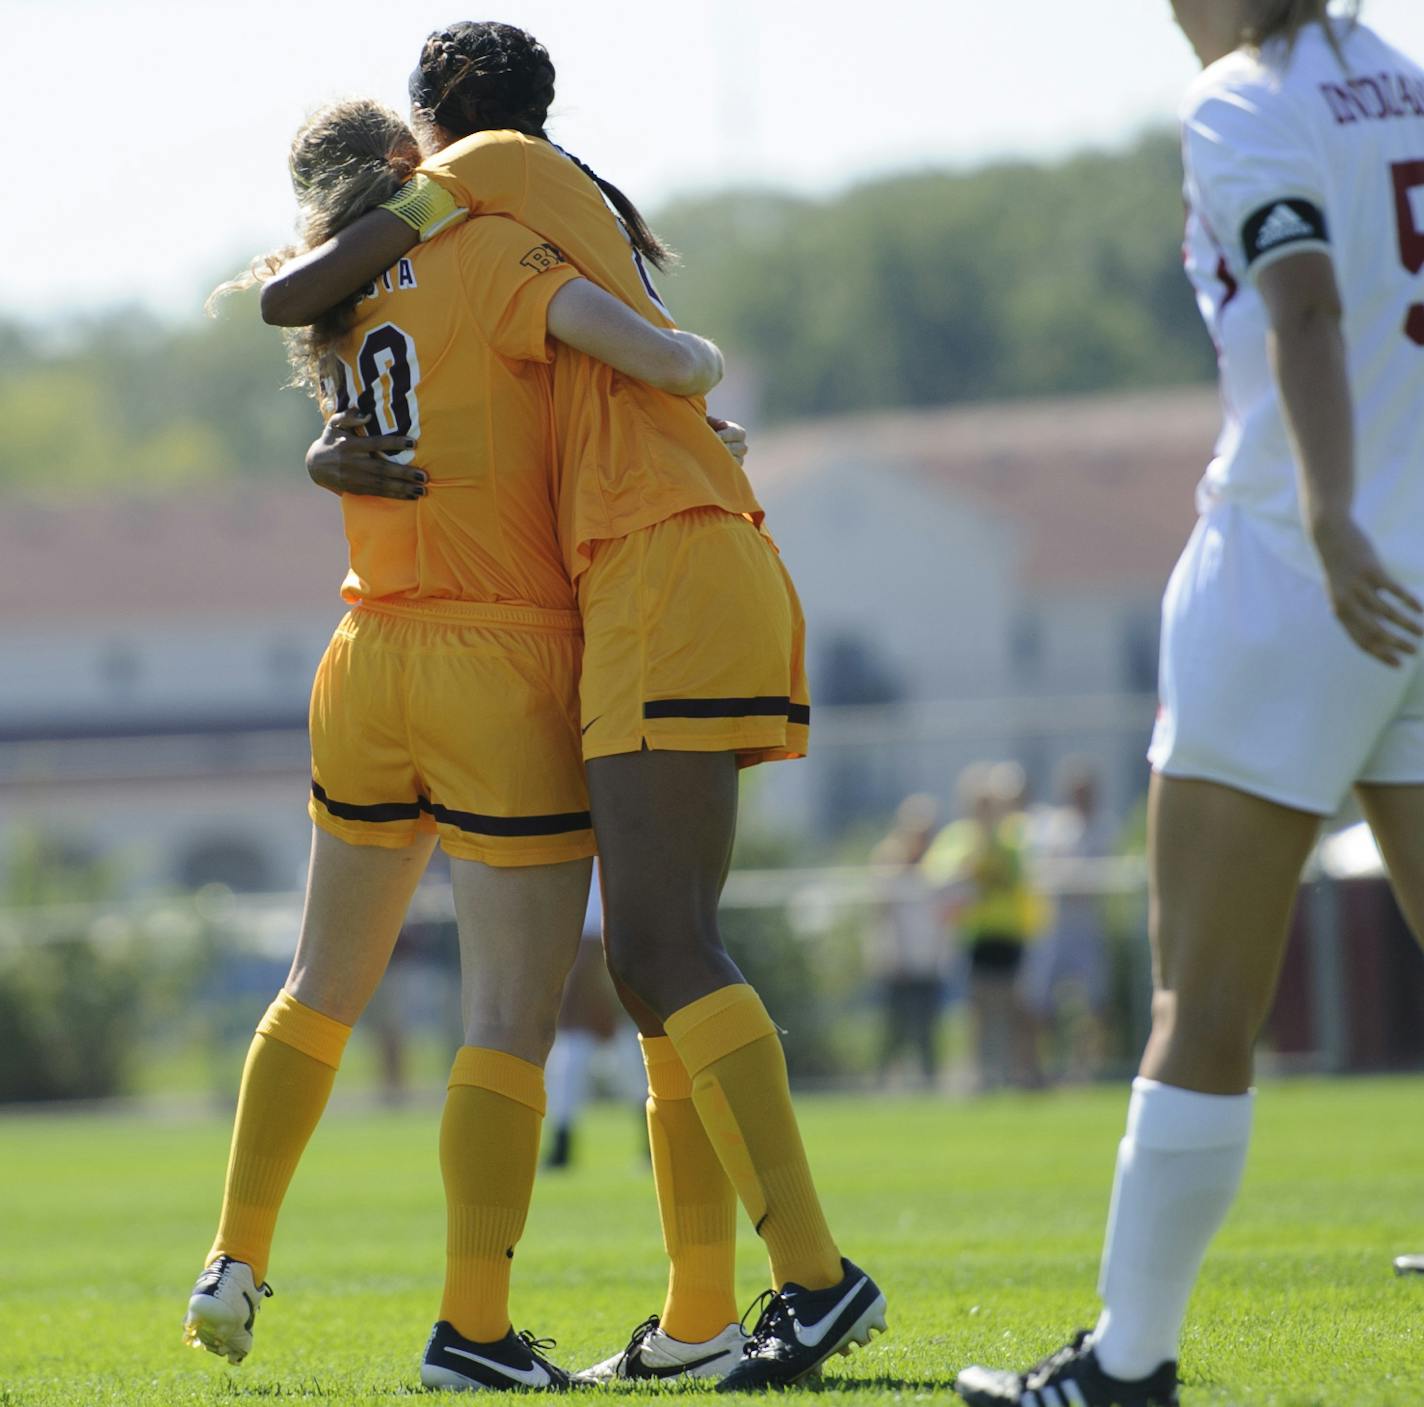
top-left (3, 1080), bottom-right (1421, 1405)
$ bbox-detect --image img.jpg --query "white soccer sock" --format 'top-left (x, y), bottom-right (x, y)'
top-left (1091, 1076), bottom-right (1254, 1382)
top-left (544, 1030), bottom-right (597, 1129)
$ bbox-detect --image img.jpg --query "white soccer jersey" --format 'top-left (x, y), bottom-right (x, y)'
top-left (1182, 20), bottom-right (1424, 585)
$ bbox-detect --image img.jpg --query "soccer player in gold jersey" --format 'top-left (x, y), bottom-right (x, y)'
top-left (263, 21), bottom-right (886, 1392)
top-left (184, 96), bottom-right (730, 1393)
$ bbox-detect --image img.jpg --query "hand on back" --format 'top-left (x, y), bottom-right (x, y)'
top-left (707, 417), bottom-right (749, 465)
top-left (306, 412), bottom-right (428, 499)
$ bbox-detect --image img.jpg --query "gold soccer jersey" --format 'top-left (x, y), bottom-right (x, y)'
top-left (308, 218), bottom-right (594, 863)
top-left (419, 131), bottom-right (766, 580)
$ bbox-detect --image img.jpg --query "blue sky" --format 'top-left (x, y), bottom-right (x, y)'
top-left (11, 0), bottom-right (1424, 322)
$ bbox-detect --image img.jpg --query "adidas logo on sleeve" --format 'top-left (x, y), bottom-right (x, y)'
top-left (1242, 198), bottom-right (1329, 265)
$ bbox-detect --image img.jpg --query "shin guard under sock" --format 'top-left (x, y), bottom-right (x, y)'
top-left (665, 985), bottom-right (842, 1291)
top-left (208, 989), bottom-right (351, 1283)
top-left (439, 1047), bottom-right (545, 1344)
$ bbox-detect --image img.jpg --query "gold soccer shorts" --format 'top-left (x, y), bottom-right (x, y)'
top-left (576, 507), bottom-right (810, 766)
top-left (308, 600), bottom-right (594, 866)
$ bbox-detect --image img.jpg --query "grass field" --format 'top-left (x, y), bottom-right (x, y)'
top-left (4, 1079), bottom-right (1422, 1406)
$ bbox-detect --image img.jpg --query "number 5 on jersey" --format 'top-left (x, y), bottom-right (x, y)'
top-left (1391, 161), bottom-right (1424, 345)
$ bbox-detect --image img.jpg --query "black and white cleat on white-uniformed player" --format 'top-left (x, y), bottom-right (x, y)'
top-left (574, 1313), bottom-right (748, 1383)
top-left (421, 1321), bottom-right (571, 1392)
top-left (954, 1330), bottom-right (1179, 1407)
top-left (182, 1255), bottom-right (273, 1364)
top-left (716, 1257), bottom-right (887, 1392)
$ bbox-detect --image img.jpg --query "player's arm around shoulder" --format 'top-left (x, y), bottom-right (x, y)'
top-left (260, 174), bottom-right (467, 327)
top-left (261, 212), bottom-right (419, 326)
top-left (545, 278), bottom-right (724, 397)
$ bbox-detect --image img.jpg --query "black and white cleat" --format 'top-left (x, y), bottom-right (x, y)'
top-left (421, 1321), bottom-right (571, 1392)
top-left (575, 1313), bottom-right (747, 1383)
top-left (954, 1330), bottom-right (1179, 1407)
top-left (1395, 1254), bottom-right (1424, 1276)
top-left (716, 1257), bottom-right (887, 1392)
top-left (182, 1255), bottom-right (273, 1365)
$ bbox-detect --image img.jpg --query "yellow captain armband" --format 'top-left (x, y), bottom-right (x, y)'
top-left (379, 174), bottom-right (467, 242)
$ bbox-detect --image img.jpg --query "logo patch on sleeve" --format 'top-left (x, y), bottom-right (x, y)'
top-left (520, 243), bottom-right (566, 273)
top-left (1241, 199), bottom-right (1329, 265)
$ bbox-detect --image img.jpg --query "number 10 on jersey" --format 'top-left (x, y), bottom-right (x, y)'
top-left (328, 322), bottom-right (423, 463)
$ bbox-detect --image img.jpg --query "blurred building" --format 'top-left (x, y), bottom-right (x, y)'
top-left (0, 490), bottom-right (346, 894)
top-left (751, 385), bottom-right (1219, 831)
top-left (1, 386), bottom-right (1220, 887)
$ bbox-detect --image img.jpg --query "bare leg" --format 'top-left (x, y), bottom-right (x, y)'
top-left (1355, 784), bottom-right (1424, 1276)
top-left (434, 855), bottom-right (590, 1348)
top-left (588, 747), bottom-right (844, 1292)
top-left (198, 828), bottom-right (434, 1321)
top-left (587, 750), bottom-right (744, 1017)
top-left (449, 856), bottom-right (592, 1061)
top-left (1356, 783), bottom-right (1424, 948)
top-left (1090, 775), bottom-right (1319, 1382)
top-left (286, 828), bottom-right (436, 1023)
top-left (970, 973), bottom-right (1014, 1093)
top-left (1140, 776), bottom-right (1320, 1093)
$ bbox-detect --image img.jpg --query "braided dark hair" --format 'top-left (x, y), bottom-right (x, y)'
top-left (410, 20), bottom-right (673, 270)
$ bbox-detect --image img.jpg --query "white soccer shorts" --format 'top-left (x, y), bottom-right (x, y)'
top-left (1148, 504), bottom-right (1424, 815)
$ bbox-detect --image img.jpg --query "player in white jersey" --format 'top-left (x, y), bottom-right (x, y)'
top-left (956, 5), bottom-right (1424, 1405)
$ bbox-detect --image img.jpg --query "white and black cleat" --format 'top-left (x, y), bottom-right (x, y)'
top-left (716, 1257), bottom-right (887, 1392)
top-left (421, 1321), bottom-right (571, 1392)
top-left (1394, 1254), bottom-right (1424, 1276)
top-left (955, 1330), bottom-right (1179, 1407)
top-left (575, 1313), bottom-right (747, 1383)
top-left (182, 1255), bottom-right (273, 1364)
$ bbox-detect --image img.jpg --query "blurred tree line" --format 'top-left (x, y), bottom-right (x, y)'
top-left (658, 131), bottom-right (1211, 419)
top-left (2, 132), bottom-right (1209, 496)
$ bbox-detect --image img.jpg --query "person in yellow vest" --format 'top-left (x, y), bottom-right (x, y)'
top-left (923, 762), bottom-right (1047, 1092)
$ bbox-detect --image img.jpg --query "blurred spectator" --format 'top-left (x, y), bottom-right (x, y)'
top-left (868, 793), bottom-right (950, 1088)
top-left (364, 906), bottom-right (462, 1105)
top-left (543, 866), bottom-right (645, 1169)
top-left (924, 761), bottom-right (1047, 1092)
top-left (1021, 757), bottom-right (1114, 1080)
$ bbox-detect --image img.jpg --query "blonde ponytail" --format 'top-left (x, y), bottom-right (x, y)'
top-left (207, 100), bottom-right (419, 396)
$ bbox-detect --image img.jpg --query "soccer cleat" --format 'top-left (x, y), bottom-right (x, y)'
top-left (182, 1255), bottom-right (273, 1364)
top-left (574, 1313), bottom-right (748, 1383)
top-left (421, 1321), bottom-right (571, 1392)
top-left (1395, 1254), bottom-right (1424, 1276)
top-left (954, 1330), bottom-right (1179, 1407)
top-left (716, 1257), bottom-right (887, 1392)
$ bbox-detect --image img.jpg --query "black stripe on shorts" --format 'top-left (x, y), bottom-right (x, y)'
top-left (643, 696), bottom-right (811, 726)
top-left (422, 798), bottom-right (592, 838)
top-left (312, 780), bottom-right (591, 838)
top-left (311, 781), bottom-right (422, 824)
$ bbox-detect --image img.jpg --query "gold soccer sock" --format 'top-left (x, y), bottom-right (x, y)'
top-left (665, 984), bottom-right (843, 1292)
top-left (439, 1047), bottom-right (545, 1344)
top-left (640, 1035), bottom-right (740, 1342)
top-left (208, 989), bottom-right (351, 1284)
